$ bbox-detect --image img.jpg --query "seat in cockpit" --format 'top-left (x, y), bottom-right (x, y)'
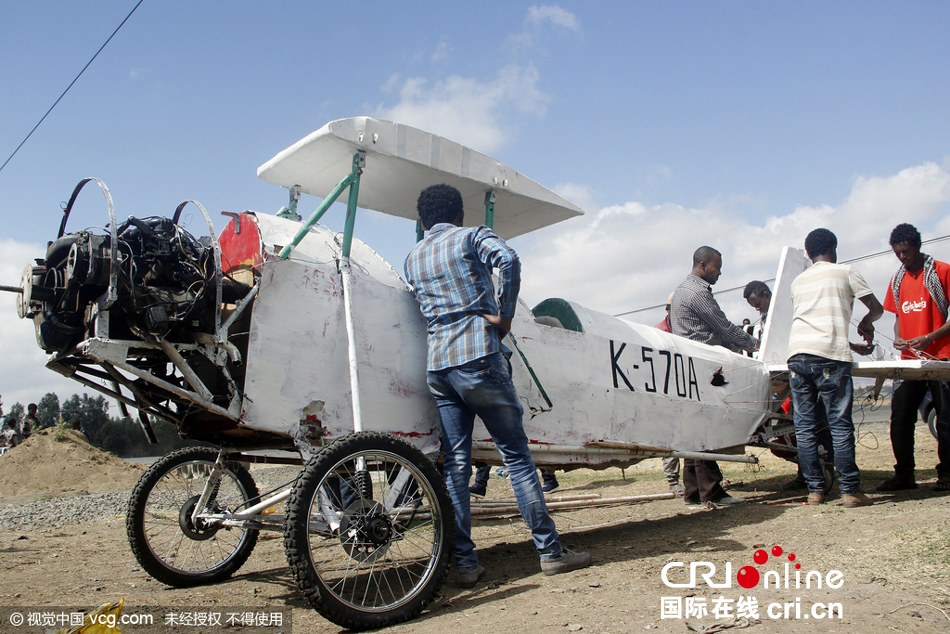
top-left (531, 298), bottom-right (584, 333)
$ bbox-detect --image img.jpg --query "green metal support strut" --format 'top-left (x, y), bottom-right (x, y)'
top-left (484, 189), bottom-right (496, 229)
top-left (340, 152), bottom-right (365, 258)
top-left (278, 152), bottom-right (365, 259)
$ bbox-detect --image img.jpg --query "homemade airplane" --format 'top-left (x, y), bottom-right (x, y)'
top-left (11, 117), bottom-right (950, 629)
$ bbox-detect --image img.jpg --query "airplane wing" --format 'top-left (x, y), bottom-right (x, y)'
top-left (256, 117), bottom-right (584, 240)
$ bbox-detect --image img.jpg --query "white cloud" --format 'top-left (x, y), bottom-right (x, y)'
top-left (646, 164), bottom-right (673, 187)
top-left (513, 162), bottom-right (950, 343)
top-left (527, 5), bottom-right (580, 30)
top-left (375, 63), bottom-right (551, 153)
top-left (553, 182), bottom-right (599, 214)
top-left (505, 32), bottom-right (536, 51)
top-left (508, 5), bottom-right (581, 52)
top-left (380, 73), bottom-right (401, 94)
top-left (431, 41), bottom-right (450, 63)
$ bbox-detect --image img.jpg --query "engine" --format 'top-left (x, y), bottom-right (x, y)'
top-left (22, 216), bottom-right (246, 352)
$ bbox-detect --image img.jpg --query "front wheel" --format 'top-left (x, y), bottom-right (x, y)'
top-left (284, 432), bottom-right (453, 630)
top-left (126, 447), bottom-right (260, 586)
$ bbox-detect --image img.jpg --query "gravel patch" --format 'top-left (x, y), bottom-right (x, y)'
top-left (0, 464), bottom-right (305, 531)
top-left (0, 490), bottom-right (131, 531)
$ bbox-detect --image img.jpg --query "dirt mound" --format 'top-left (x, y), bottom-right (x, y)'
top-left (0, 428), bottom-right (145, 495)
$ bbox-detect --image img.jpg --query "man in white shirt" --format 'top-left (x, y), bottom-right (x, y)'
top-left (787, 229), bottom-right (882, 507)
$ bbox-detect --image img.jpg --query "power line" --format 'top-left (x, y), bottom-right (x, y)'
top-left (0, 0), bottom-right (145, 175)
top-left (614, 233), bottom-right (950, 317)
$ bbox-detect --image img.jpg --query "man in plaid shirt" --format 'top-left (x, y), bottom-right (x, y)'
top-left (671, 246), bottom-right (757, 507)
top-left (405, 184), bottom-right (591, 587)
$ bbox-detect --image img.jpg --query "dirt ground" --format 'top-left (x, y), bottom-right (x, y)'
top-left (0, 418), bottom-right (947, 633)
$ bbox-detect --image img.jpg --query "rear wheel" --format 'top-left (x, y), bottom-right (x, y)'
top-left (127, 447), bottom-right (259, 586)
top-left (284, 432), bottom-right (453, 630)
top-left (821, 462), bottom-right (836, 494)
top-left (927, 407), bottom-right (939, 440)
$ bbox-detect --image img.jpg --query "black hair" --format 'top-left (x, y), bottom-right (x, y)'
top-left (692, 246), bottom-right (721, 267)
top-left (417, 184), bottom-right (463, 230)
top-left (743, 280), bottom-right (770, 300)
top-left (889, 223), bottom-right (922, 249)
top-left (804, 228), bottom-right (837, 259)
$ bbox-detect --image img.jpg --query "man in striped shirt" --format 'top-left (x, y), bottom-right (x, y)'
top-left (787, 228), bottom-right (882, 507)
top-left (404, 184), bottom-right (591, 587)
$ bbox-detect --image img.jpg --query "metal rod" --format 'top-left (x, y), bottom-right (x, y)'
top-left (339, 152), bottom-right (364, 259)
top-left (338, 152), bottom-right (366, 434)
top-left (63, 371), bottom-right (138, 410)
top-left (235, 488), bottom-right (291, 516)
top-left (484, 189), bottom-right (496, 229)
top-left (216, 520), bottom-right (284, 532)
top-left (404, 492), bottom-right (676, 521)
top-left (471, 441), bottom-right (758, 464)
top-left (56, 178), bottom-right (119, 309)
top-left (472, 492), bottom-right (675, 516)
top-left (156, 338), bottom-right (214, 402)
top-left (220, 281), bottom-right (260, 335)
top-left (507, 335), bottom-right (553, 409)
top-left (278, 166), bottom-right (359, 259)
top-left (472, 493), bottom-right (601, 505)
top-left (174, 199), bottom-right (223, 344)
top-left (340, 260), bottom-right (363, 434)
top-left (191, 450), bottom-right (227, 525)
top-left (101, 362), bottom-right (180, 426)
top-left (587, 440), bottom-right (759, 464)
top-left (110, 359), bottom-right (237, 420)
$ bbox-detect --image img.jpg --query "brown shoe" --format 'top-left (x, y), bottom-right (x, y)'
top-left (807, 492), bottom-right (824, 504)
top-left (842, 492), bottom-right (872, 507)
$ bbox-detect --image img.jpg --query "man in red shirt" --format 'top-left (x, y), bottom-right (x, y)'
top-left (879, 223), bottom-right (950, 492)
top-left (654, 292), bottom-right (675, 333)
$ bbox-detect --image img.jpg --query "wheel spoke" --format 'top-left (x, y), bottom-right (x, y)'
top-left (305, 450), bottom-right (444, 609)
top-left (284, 433), bottom-right (452, 628)
top-left (129, 448), bottom-right (259, 585)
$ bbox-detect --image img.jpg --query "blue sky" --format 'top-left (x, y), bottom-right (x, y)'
top-left (2, 1), bottom-right (950, 408)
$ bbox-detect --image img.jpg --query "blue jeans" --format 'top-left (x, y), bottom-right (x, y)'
top-left (427, 352), bottom-right (562, 570)
top-left (788, 354), bottom-right (861, 493)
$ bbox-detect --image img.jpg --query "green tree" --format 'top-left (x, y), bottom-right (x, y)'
top-left (31, 392), bottom-right (208, 458)
top-left (36, 393), bottom-right (60, 429)
top-left (96, 417), bottom-right (136, 456)
top-left (60, 394), bottom-right (110, 440)
top-left (7, 403), bottom-right (24, 424)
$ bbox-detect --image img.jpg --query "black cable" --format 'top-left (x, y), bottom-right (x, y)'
top-left (0, 0), bottom-right (145, 175)
top-left (614, 233), bottom-right (950, 317)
